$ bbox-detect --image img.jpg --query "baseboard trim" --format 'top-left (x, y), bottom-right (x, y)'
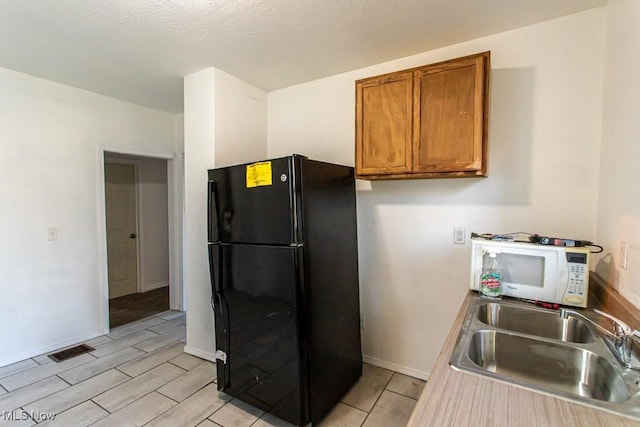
top-left (180, 348), bottom-right (430, 381)
top-left (183, 345), bottom-right (216, 363)
top-left (140, 282), bottom-right (169, 293)
top-left (363, 355), bottom-right (430, 381)
top-left (0, 331), bottom-right (105, 369)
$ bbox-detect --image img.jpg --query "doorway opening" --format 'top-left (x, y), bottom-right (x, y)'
top-left (104, 153), bottom-right (171, 327)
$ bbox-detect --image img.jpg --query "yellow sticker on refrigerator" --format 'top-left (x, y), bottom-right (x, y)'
top-left (246, 161), bottom-right (273, 188)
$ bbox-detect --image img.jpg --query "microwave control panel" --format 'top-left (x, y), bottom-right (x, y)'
top-left (566, 251), bottom-right (588, 297)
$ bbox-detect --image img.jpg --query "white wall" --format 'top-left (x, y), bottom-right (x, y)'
top-left (596, 0), bottom-right (640, 307)
top-left (138, 157), bottom-right (170, 291)
top-left (169, 114), bottom-right (185, 310)
top-left (183, 68), bottom-right (268, 361)
top-left (268, 9), bottom-right (605, 377)
top-left (214, 69), bottom-right (268, 167)
top-left (0, 66), bottom-right (177, 367)
top-left (183, 68), bottom-right (216, 361)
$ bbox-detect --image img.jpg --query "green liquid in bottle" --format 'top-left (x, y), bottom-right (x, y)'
top-left (480, 252), bottom-right (502, 300)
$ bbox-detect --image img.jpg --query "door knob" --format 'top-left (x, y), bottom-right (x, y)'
top-left (129, 233), bottom-right (137, 239)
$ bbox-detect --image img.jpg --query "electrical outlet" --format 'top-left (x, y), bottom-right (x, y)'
top-left (619, 241), bottom-right (629, 270)
top-left (454, 227), bottom-right (466, 245)
top-left (47, 227), bottom-right (58, 241)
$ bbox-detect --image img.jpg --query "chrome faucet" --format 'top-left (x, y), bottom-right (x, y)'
top-left (560, 308), bottom-right (640, 370)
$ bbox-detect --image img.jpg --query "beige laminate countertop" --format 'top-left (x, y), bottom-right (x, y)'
top-left (407, 291), bottom-right (640, 427)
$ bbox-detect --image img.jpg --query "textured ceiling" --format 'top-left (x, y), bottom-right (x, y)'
top-left (0, 0), bottom-right (606, 113)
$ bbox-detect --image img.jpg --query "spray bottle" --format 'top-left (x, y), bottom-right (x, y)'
top-left (480, 251), bottom-right (503, 300)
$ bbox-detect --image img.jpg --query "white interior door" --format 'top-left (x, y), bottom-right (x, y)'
top-left (105, 163), bottom-right (138, 298)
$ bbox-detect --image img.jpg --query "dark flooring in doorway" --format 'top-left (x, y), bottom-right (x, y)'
top-left (109, 286), bottom-right (169, 328)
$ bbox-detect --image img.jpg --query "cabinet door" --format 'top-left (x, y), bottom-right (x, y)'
top-left (355, 71), bottom-right (413, 177)
top-left (414, 53), bottom-right (489, 175)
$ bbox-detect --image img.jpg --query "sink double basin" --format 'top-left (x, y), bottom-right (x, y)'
top-left (476, 303), bottom-right (595, 343)
top-left (450, 298), bottom-right (640, 418)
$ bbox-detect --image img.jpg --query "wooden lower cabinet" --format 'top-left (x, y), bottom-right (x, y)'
top-left (355, 51), bottom-right (490, 179)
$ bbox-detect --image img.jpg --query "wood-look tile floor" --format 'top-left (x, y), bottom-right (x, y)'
top-left (0, 312), bottom-right (425, 427)
top-left (109, 287), bottom-right (170, 328)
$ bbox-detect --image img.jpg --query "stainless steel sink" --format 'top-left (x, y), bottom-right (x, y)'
top-left (468, 330), bottom-right (629, 402)
top-left (450, 297), bottom-right (640, 419)
top-left (477, 303), bottom-right (594, 343)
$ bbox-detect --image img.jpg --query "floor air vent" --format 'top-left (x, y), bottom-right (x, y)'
top-left (48, 344), bottom-right (95, 363)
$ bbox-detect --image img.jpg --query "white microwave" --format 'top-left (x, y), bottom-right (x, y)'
top-left (469, 239), bottom-right (590, 308)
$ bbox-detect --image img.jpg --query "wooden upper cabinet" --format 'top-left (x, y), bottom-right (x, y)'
top-left (355, 51), bottom-right (490, 179)
top-left (355, 71), bottom-right (413, 176)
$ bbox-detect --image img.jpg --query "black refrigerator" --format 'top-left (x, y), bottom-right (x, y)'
top-left (207, 155), bottom-right (362, 426)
